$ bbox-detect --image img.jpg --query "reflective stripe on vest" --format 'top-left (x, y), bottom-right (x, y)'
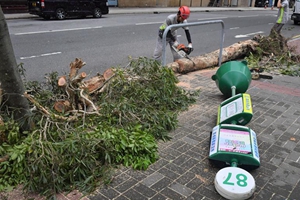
top-left (277, 7), bottom-right (284, 23)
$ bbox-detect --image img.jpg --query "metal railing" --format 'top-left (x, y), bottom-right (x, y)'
top-left (161, 20), bottom-right (225, 67)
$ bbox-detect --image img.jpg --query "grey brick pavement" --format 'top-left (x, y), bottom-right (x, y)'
top-left (88, 67), bottom-right (300, 200)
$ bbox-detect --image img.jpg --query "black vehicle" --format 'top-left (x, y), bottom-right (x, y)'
top-left (27, 0), bottom-right (109, 20)
top-left (254, 0), bottom-right (268, 7)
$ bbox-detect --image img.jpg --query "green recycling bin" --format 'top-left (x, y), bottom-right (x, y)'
top-left (212, 61), bottom-right (252, 97)
top-left (217, 93), bottom-right (253, 126)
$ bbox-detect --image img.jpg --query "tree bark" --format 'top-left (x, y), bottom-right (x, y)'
top-left (0, 7), bottom-right (31, 132)
top-left (167, 39), bottom-right (259, 74)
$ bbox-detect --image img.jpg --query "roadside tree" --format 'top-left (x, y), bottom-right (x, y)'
top-left (0, 6), bottom-right (31, 132)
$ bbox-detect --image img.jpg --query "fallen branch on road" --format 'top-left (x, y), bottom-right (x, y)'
top-left (167, 39), bottom-right (259, 74)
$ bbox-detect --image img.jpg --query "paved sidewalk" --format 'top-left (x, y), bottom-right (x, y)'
top-left (85, 65), bottom-right (300, 199)
top-left (288, 36), bottom-right (300, 55)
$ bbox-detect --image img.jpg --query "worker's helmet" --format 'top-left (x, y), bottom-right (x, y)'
top-left (178, 6), bottom-right (190, 20)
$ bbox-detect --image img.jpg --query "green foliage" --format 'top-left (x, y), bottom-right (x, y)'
top-left (0, 121), bottom-right (28, 192)
top-left (98, 125), bottom-right (158, 170)
top-left (98, 57), bottom-right (198, 140)
top-left (244, 52), bottom-right (260, 69)
top-left (245, 50), bottom-right (300, 76)
top-left (245, 35), bottom-right (300, 76)
top-left (0, 57), bottom-right (199, 197)
top-left (23, 127), bottom-right (110, 197)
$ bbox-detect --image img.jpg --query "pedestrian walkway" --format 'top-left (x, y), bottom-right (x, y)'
top-left (288, 35), bottom-right (300, 55)
top-left (85, 64), bottom-right (300, 199)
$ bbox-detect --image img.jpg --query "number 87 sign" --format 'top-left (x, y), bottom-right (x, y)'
top-left (214, 167), bottom-right (255, 200)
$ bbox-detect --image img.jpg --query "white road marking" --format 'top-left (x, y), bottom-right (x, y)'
top-left (20, 52), bottom-right (62, 60)
top-left (237, 15), bottom-right (259, 18)
top-left (230, 27), bottom-right (240, 30)
top-left (14, 26), bottom-right (103, 35)
top-left (235, 31), bottom-right (264, 38)
top-left (197, 17), bottom-right (228, 20)
top-left (136, 21), bottom-right (163, 25)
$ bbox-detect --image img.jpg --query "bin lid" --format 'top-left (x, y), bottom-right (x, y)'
top-left (215, 167), bottom-right (255, 199)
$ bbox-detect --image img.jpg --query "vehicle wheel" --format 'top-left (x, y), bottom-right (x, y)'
top-left (294, 20), bottom-right (298, 25)
top-left (56, 8), bottom-right (66, 20)
top-left (93, 8), bottom-right (102, 18)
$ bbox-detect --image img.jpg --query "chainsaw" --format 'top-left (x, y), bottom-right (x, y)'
top-left (250, 68), bottom-right (273, 80)
top-left (172, 44), bottom-right (195, 65)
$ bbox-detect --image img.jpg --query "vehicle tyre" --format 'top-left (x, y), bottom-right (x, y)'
top-left (93, 8), bottom-right (102, 18)
top-left (56, 8), bottom-right (66, 20)
top-left (294, 20), bottom-right (298, 25)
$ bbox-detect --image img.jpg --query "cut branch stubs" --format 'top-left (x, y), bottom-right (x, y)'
top-left (55, 58), bottom-right (114, 113)
top-left (24, 58), bottom-right (115, 119)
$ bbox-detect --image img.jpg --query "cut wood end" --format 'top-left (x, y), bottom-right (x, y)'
top-left (58, 76), bottom-right (67, 87)
top-left (166, 62), bottom-right (179, 73)
top-left (80, 72), bottom-right (87, 78)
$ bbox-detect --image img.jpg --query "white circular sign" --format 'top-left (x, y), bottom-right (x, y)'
top-left (214, 167), bottom-right (255, 200)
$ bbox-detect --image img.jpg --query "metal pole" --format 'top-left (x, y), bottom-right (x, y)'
top-left (162, 20), bottom-right (225, 67)
top-left (231, 86), bottom-right (236, 96)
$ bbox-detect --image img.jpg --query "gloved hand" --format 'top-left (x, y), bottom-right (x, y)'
top-left (173, 41), bottom-right (179, 48)
top-left (187, 43), bottom-right (193, 54)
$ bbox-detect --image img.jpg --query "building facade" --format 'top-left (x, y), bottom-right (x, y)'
top-left (117, 0), bottom-right (254, 7)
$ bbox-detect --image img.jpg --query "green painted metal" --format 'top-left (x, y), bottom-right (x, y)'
top-left (211, 61), bottom-right (252, 97)
top-left (217, 93), bottom-right (253, 126)
top-left (209, 124), bottom-right (260, 169)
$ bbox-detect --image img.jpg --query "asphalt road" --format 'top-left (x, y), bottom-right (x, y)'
top-left (6, 10), bottom-right (300, 82)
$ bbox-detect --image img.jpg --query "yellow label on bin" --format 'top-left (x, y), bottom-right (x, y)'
top-left (217, 105), bottom-right (221, 125)
top-left (242, 94), bottom-right (252, 114)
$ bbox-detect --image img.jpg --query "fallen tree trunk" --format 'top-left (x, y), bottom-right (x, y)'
top-left (167, 39), bottom-right (259, 74)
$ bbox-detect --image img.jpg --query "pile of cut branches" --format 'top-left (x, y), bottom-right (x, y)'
top-left (0, 57), bottom-right (199, 198)
top-left (245, 32), bottom-right (300, 76)
top-left (167, 32), bottom-right (300, 76)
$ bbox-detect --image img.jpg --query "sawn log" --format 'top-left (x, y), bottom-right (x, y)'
top-left (167, 39), bottom-right (259, 74)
